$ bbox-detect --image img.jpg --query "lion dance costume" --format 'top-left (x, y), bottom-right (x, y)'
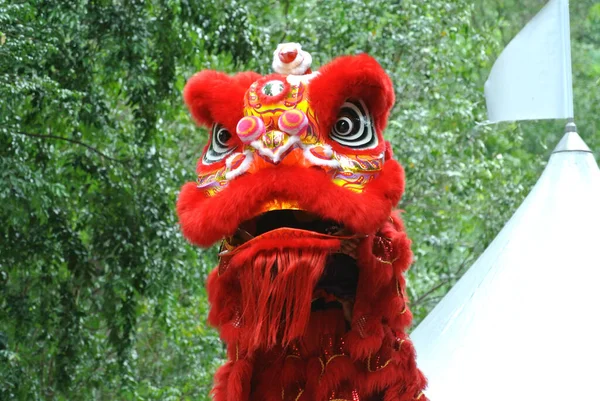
top-left (177, 43), bottom-right (428, 401)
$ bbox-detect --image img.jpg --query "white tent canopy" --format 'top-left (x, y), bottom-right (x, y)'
top-left (411, 127), bottom-right (600, 400)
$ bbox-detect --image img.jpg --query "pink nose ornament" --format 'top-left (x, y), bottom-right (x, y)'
top-left (236, 116), bottom-right (265, 144)
top-left (278, 109), bottom-right (308, 136)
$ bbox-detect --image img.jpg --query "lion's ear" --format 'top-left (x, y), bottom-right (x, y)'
top-left (183, 70), bottom-right (261, 134)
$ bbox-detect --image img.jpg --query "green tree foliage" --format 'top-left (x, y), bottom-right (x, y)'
top-left (0, 0), bottom-right (598, 399)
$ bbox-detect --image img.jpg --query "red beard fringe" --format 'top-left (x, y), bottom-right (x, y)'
top-left (233, 246), bottom-right (330, 351)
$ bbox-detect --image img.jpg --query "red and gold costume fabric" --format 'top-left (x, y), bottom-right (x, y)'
top-left (177, 45), bottom-right (428, 401)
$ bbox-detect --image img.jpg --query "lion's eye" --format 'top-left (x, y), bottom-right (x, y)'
top-left (203, 124), bottom-right (236, 164)
top-left (330, 100), bottom-right (377, 149)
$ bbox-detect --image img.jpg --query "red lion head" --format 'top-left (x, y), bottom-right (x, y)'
top-left (177, 45), bottom-right (427, 401)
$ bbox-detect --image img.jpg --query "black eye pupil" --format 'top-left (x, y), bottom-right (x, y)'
top-left (217, 129), bottom-right (231, 144)
top-left (336, 119), bottom-right (350, 134)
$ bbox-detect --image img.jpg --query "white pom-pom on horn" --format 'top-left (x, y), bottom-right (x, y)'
top-left (272, 42), bottom-right (312, 75)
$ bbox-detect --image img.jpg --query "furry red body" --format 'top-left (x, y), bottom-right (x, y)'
top-left (177, 49), bottom-right (427, 401)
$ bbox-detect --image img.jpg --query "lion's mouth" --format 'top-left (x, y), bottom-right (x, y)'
top-left (225, 209), bottom-right (360, 321)
top-left (237, 209), bottom-right (347, 241)
top-left (312, 253), bottom-right (358, 322)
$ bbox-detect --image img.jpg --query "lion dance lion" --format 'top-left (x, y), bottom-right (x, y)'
top-left (177, 43), bottom-right (428, 401)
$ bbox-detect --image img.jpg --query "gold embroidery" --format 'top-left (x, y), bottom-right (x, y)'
top-left (366, 353), bottom-right (393, 372)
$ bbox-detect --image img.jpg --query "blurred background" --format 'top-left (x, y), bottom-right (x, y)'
top-left (1, 0), bottom-right (598, 399)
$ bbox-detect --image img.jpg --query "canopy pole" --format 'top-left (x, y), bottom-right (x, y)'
top-left (560, 0), bottom-right (575, 118)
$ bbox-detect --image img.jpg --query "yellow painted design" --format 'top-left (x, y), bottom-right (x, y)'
top-left (330, 179), bottom-right (367, 194)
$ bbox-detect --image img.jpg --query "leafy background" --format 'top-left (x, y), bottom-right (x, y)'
top-left (1, 0), bottom-right (598, 399)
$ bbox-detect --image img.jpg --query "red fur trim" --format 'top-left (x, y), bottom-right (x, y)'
top-left (344, 322), bottom-right (384, 360)
top-left (253, 358), bottom-right (289, 401)
top-left (227, 359), bottom-right (253, 401)
top-left (382, 383), bottom-right (428, 401)
top-left (207, 268), bottom-right (244, 346)
top-left (317, 357), bottom-right (357, 400)
top-left (358, 239), bottom-right (394, 292)
top-left (255, 74), bottom-right (291, 105)
top-left (308, 54), bottom-right (395, 155)
top-left (381, 217), bottom-right (413, 275)
top-left (299, 310), bottom-right (348, 354)
top-left (177, 160), bottom-right (404, 247)
top-left (384, 141), bottom-right (394, 161)
top-left (282, 356), bottom-right (307, 386)
top-left (304, 356), bottom-right (325, 400)
top-left (212, 361), bottom-right (234, 401)
top-left (183, 70), bottom-right (260, 133)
